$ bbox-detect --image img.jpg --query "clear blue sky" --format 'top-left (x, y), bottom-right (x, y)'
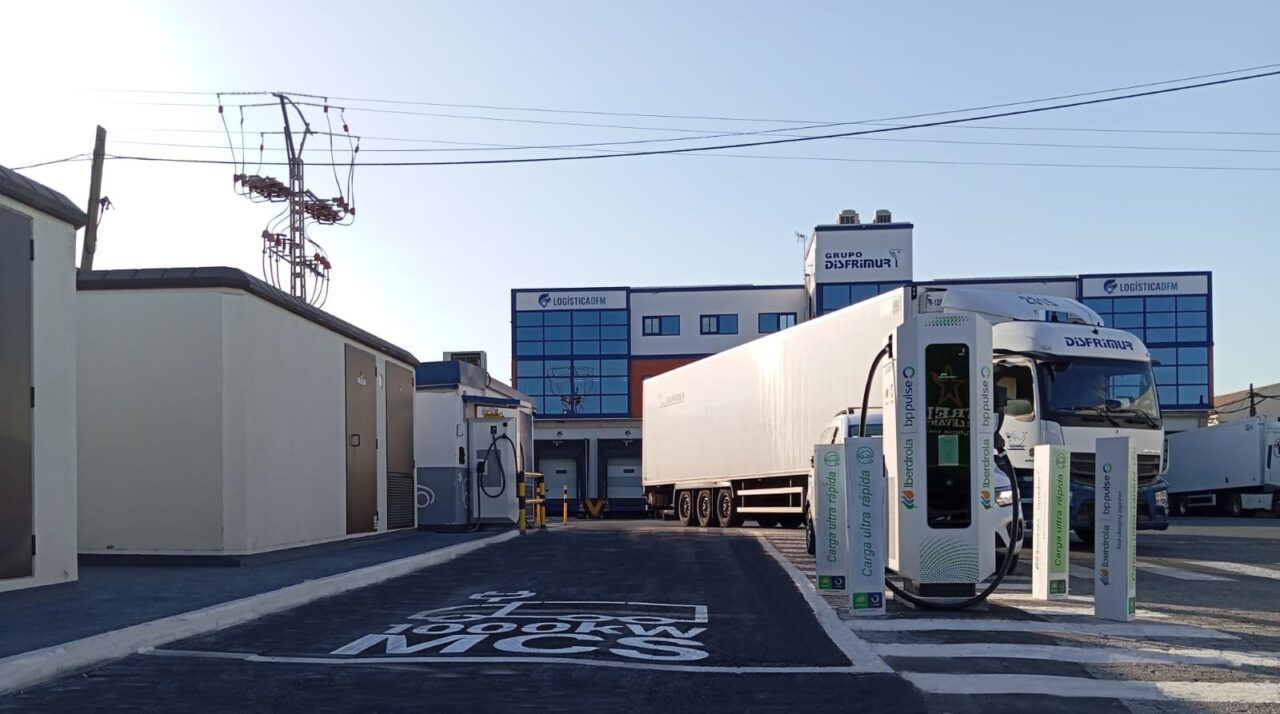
top-left (5, 1), bottom-right (1277, 392)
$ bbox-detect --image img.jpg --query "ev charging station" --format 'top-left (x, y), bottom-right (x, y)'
top-left (814, 445), bottom-right (849, 593)
top-left (883, 313), bottom-right (996, 599)
top-left (1094, 437), bottom-right (1137, 621)
top-left (467, 401), bottom-right (521, 525)
top-left (1032, 445), bottom-right (1071, 600)
top-left (845, 437), bottom-right (885, 616)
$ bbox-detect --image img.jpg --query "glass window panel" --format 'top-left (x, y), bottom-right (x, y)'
top-left (1082, 298), bottom-right (1112, 312)
top-left (574, 377), bottom-right (600, 395)
top-left (1094, 313), bottom-right (1112, 327)
top-left (1145, 328), bottom-right (1176, 343)
top-left (1177, 296), bottom-right (1207, 311)
top-left (543, 397), bottom-right (567, 416)
top-left (516, 326), bottom-right (542, 341)
top-left (779, 313), bottom-right (797, 329)
top-left (545, 341), bottom-right (571, 356)
top-left (545, 325), bottom-right (571, 340)
top-left (642, 317), bottom-right (659, 335)
top-left (516, 360), bottom-right (543, 378)
top-left (573, 359), bottom-right (601, 375)
top-left (1126, 328), bottom-right (1144, 341)
top-left (1177, 311), bottom-right (1207, 327)
top-left (1157, 386), bottom-right (1177, 405)
top-left (1113, 297), bottom-right (1144, 313)
top-left (601, 377), bottom-right (628, 394)
top-left (877, 282), bottom-right (907, 295)
top-left (1178, 366), bottom-right (1209, 384)
top-left (1177, 327), bottom-right (1207, 342)
top-left (1146, 297), bottom-right (1176, 312)
top-left (572, 310), bottom-right (600, 325)
top-left (518, 378), bottom-right (544, 395)
top-left (1153, 366), bottom-right (1177, 384)
top-left (602, 395), bottom-right (628, 414)
top-left (661, 315), bottom-right (680, 335)
top-left (821, 284), bottom-right (850, 311)
top-left (544, 312), bottom-right (571, 326)
top-left (574, 325), bottom-right (600, 340)
top-left (573, 341), bottom-right (601, 355)
top-left (700, 315), bottom-right (716, 334)
top-left (1146, 312), bottom-right (1175, 328)
top-left (601, 359), bottom-right (628, 376)
top-left (515, 312), bottom-right (542, 327)
top-left (578, 396), bottom-right (601, 414)
top-left (1113, 313), bottom-right (1143, 329)
top-left (1178, 385), bottom-right (1208, 406)
top-left (601, 340), bottom-right (628, 355)
top-left (600, 310), bottom-right (628, 325)
top-left (601, 325), bottom-right (627, 340)
top-left (544, 360), bottom-right (572, 374)
top-left (515, 342), bottom-right (543, 357)
top-left (848, 284), bottom-right (879, 305)
top-left (1177, 347), bottom-right (1208, 365)
top-left (758, 313), bottom-right (779, 333)
top-left (1149, 348), bottom-right (1177, 365)
top-left (721, 314), bottom-right (738, 334)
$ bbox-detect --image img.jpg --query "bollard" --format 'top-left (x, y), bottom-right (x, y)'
top-left (562, 484), bottom-right (569, 524)
top-left (1032, 445), bottom-right (1071, 600)
top-left (845, 437), bottom-right (885, 616)
top-left (1094, 437), bottom-right (1137, 621)
top-left (517, 474), bottom-right (527, 533)
top-left (538, 482), bottom-right (547, 529)
top-left (814, 444), bottom-right (849, 594)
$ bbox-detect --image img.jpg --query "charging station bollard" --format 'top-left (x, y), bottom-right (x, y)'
top-left (1032, 445), bottom-right (1071, 600)
top-left (845, 438), bottom-right (885, 616)
top-left (1094, 437), bottom-right (1137, 621)
top-left (814, 444), bottom-right (849, 594)
top-left (562, 484), bottom-right (568, 524)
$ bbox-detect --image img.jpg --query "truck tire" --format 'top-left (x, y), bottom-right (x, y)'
top-left (676, 491), bottom-right (696, 527)
top-left (1226, 493), bottom-right (1243, 517)
top-left (696, 489), bottom-right (718, 528)
top-left (716, 489), bottom-right (742, 527)
top-left (778, 515), bottom-right (804, 529)
top-left (805, 516), bottom-right (815, 555)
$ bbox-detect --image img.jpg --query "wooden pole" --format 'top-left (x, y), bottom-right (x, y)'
top-left (79, 126), bottom-right (107, 271)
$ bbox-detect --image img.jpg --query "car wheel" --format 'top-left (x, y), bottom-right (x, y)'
top-left (696, 489), bottom-right (718, 528)
top-left (716, 488), bottom-right (741, 527)
top-left (676, 491), bottom-right (696, 527)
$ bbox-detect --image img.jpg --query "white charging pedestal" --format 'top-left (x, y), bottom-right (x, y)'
top-left (845, 437), bottom-right (886, 615)
top-left (814, 444), bottom-right (849, 594)
top-left (1031, 445), bottom-right (1071, 600)
top-left (1094, 436), bottom-right (1137, 621)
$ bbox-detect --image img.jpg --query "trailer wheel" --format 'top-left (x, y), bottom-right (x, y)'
top-left (805, 516), bottom-right (815, 555)
top-left (1174, 496), bottom-right (1188, 517)
top-left (676, 491), bottom-right (696, 527)
top-left (696, 489), bottom-right (718, 528)
top-left (1226, 493), bottom-right (1243, 517)
top-left (716, 489), bottom-right (742, 527)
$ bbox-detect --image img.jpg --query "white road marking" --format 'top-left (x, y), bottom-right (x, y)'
top-left (145, 648), bottom-right (862, 674)
top-left (756, 536), bottom-right (891, 674)
top-left (902, 673), bottom-right (1280, 703)
top-left (873, 642), bottom-right (1280, 668)
top-left (1000, 604), bottom-right (1170, 620)
top-left (1136, 562), bottom-right (1233, 581)
top-left (1179, 560), bottom-right (1280, 581)
top-left (847, 618), bottom-right (1236, 640)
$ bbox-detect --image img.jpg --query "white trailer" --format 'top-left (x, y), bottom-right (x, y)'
top-left (1166, 417), bottom-right (1280, 516)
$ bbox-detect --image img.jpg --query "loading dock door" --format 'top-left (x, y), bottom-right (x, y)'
top-left (344, 345), bottom-right (377, 534)
top-left (0, 206), bottom-right (33, 579)
top-left (384, 362), bottom-right (415, 530)
top-left (543, 458), bottom-right (578, 502)
top-left (606, 458), bottom-right (643, 500)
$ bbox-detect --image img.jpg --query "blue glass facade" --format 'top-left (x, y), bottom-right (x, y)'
top-left (817, 281), bottom-right (907, 315)
top-left (513, 308), bottom-right (630, 417)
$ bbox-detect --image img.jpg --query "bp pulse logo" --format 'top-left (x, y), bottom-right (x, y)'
top-left (1103, 463), bottom-right (1113, 474)
top-left (1103, 279), bottom-right (1118, 295)
top-left (902, 366), bottom-right (915, 379)
top-left (537, 293), bottom-right (552, 308)
top-left (980, 366), bottom-right (991, 379)
top-left (901, 489), bottom-right (916, 510)
top-left (823, 451), bottom-right (841, 467)
top-left (856, 446), bottom-right (875, 465)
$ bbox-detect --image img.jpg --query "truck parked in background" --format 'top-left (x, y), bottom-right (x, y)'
top-left (1166, 417), bottom-right (1280, 516)
top-left (641, 286), bottom-right (1170, 544)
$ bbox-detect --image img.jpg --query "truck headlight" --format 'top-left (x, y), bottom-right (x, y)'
top-left (995, 487), bottom-right (1014, 507)
top-left (1155, 490), bottom-right (1168, 508)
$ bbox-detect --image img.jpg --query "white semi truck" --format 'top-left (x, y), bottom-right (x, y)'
top-left (641, 286), bottom-right (1170, 545)
top-left (1166, 417), bottom-right (1280, 516)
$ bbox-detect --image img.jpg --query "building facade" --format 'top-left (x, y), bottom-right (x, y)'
top-left (512, 210), bottom-right (1214, 514)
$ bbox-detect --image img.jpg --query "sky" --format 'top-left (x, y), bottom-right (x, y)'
top-left (3, 1), bottom-right (1278, 393)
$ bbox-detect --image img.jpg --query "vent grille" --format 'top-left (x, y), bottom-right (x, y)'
top-left (387, 472), bottom-right (416, 529)
top-left (1069, 452), bottom-right (1161, 487)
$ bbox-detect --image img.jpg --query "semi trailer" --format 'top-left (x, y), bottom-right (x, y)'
top-left (1166, 417), bottom-right (1280, 516)
top-left (641, 286), bottom-right (1169, 545)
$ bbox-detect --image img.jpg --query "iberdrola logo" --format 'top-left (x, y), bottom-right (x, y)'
top-left (980, 489), bottom-right (992, 510)
top-left (1099, 567), bottom-right (1111, 586)
top-left (901, 490), bottom-right (916, 509)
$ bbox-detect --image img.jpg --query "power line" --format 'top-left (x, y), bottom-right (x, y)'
top-left (97, 68), bottom-right (1280, 167)
top-left (11, 154), bottom-right (91, 170)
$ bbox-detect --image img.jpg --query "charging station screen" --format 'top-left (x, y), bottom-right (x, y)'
top-left (926, 343), bottom-right (971, 529)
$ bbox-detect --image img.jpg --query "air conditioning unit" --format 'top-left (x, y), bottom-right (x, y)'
top-left (874, 209), bottom-right (893, 224)
top-left (445, 351), bottom-right (488, 371)
top-left (837, 209), bottom-right (860, 225)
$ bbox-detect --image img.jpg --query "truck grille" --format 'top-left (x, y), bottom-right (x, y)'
top-left (1069, 452), bottom-right (1161, 487)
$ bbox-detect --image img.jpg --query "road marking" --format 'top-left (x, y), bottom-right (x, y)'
top-left (999, 603), bottom-right (1170, 620)
top-left (873, 642), bottom-right (1280, 668)
top-left (847, 618), bottom-right (1236, 640)
top-left (756, 536), bottom-right (891, 674)
top-left (145, 648), bottom-right (862, 674)
top-left (1179, 560), bottom-right (1280, 581)
top-left (1136, 562), bottom-right (1234, 581)
top-left (902, 673), bottom-right (1280, 703)
top-left (1069, 564), bottom-right (1094, 579)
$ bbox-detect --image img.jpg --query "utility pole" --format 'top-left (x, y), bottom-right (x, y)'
top-left (79, 126), bottom-right (107, 271)
top-left (279, 95), bottom-right (308, 301)
top-left (1249, 382), bottom-right (1257, 417)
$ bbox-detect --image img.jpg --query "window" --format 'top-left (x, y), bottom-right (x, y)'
top-left (758, 312), bottom-right (798, 333)
top-left (817, 282), bottom-right (906, 315)
top-left (699, 314), bottom-right (738, 335)
top-left (1086, 289), bottom-right (1210, 410)
top-left (513, 309), bottom-right (629, 416)
top-left (642, 315), bottom-right (680, 336)
top-left (994, 362), bottom-right (1035, 421)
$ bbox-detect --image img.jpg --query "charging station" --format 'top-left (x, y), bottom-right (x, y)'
top-left (1032, 445), bottom-right (1071, 600)
top-left (1095, 436), bottom-right (1137, 621)
top-left (883, 313), bottom-right (995, 599)
top-left (467, 402), bottom-right (521, 525)
top-left (814, 444), bottom-right (849, 593)
top-left (845, 437), bottom-right (885, 615)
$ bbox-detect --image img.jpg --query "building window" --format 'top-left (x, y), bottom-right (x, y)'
top-left (758, 312), bottom-right (797, 333)
top-left (1085, 293), bottom-right (1211, 410)
top-left (642, 315), bottom-right (680, 336)
top-left (513, 309), bottom-right (629, 417)
top-left (699, 314), bottom-right (738, 335)
top-left (818, 282), bottom-right (906, 315)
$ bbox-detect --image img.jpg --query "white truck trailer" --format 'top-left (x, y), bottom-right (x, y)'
top-left (1166, 417), bottom-right (1280, 516)
top-left (642, 286), bottom-right (1170, 543)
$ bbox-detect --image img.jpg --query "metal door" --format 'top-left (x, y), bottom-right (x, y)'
top-left (0, 206), bottom-right (34, 579)
top-left (344, 345), bottom-right (377, 534)
top-left (542, 458), bottom-right (578, 500)
top-left (384, 363), bottom-right (415, 530)
top-left (606, 458), bottom-right (643, 499)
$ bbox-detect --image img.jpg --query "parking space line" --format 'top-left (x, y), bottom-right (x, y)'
top-left (1178, 560), bottom-right (1280, 581)
top-left (901, 673), bottom-right (1280, 703)
top-left (872, 642), bottom-right (1280, 668)
top-left (1136, 562), bottom-right (1234, 581)
top-left (847, 618), bottom-right (1236, 640)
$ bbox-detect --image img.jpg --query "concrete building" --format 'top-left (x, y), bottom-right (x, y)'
top-left (76, 267), bottom-right (418, 558)
top-left (1213, 382), bottom-right (1280, 425)
top-left (511, 209), bottom-right (1214, 514)
top-left (0, 166), bottom-right (85, 594)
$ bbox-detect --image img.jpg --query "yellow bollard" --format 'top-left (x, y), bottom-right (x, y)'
top-left (517, 478), bottom-right (527, 533)
top-left (538, 482), bottom-right (547, 529)
top-left (562, 484), bottom-right (569, 524)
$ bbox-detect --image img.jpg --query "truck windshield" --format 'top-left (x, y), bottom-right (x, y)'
top-left (1037, 358), bottom-right (1162, 429)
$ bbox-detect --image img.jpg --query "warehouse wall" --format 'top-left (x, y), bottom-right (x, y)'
top-left (0, 194), bottom-right (78, 594)
top-left (629, 287), bottom-right (807, 358)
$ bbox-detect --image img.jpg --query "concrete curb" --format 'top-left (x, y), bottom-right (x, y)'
top-left (0, 530), bottom-right (520, 695)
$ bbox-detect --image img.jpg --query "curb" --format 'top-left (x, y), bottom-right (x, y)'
top-left (0, 530), bottom-right (520, 695)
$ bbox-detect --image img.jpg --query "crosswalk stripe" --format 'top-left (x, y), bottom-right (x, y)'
top-left (1137, 562), bottom-right (1234, 581)
top-left (1179, 560), bottom-right (1280, 581)
top-left (872, 642), bottom-right (1280, 668)
top-left (901, 673), bottom-right (1280, 703)
top-left (847, 618), bottom-right (1235, 640)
